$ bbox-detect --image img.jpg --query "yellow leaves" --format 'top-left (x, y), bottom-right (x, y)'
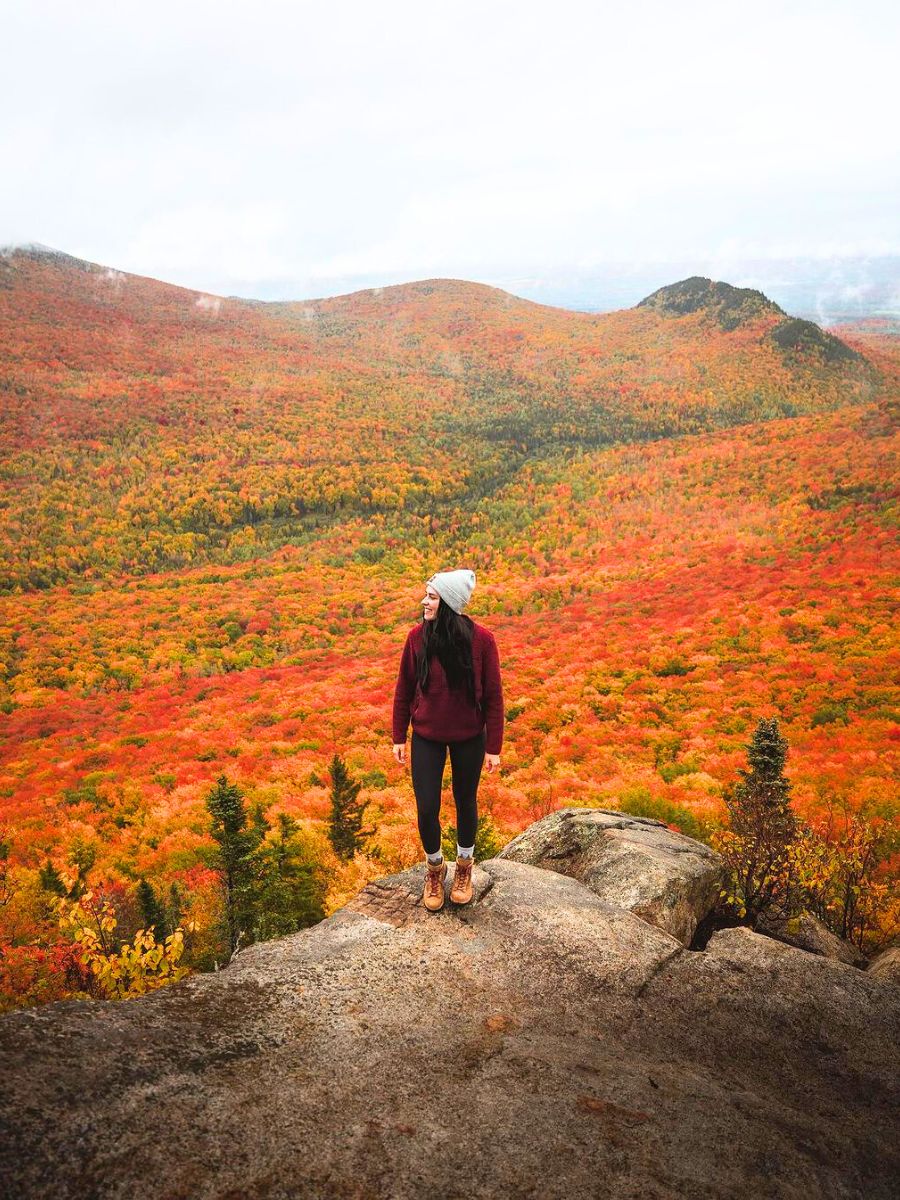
top-left (54, 888), bottom-right (191, 1001)
top-left (717, 886), bottom-right (747, 918)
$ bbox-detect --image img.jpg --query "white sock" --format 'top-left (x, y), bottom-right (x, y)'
top-left (457, 844), bottom-right (474, 860)
top-left (426, 849), bottom-right (443, 864)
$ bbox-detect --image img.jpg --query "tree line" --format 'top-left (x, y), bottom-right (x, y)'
top-left (8, 715), bottom-right (893, 1012)
top-left (23, 755), bottom-right (378, 1002)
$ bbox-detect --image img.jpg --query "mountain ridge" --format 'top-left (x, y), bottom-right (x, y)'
top-left (0, 243), bottom-right (573, 317)
top-left (0, 244), bottom-right (882, 594)
top-left (0, 243), bottom-right (876, 378)
top-left (0, 244), bottom-right (880, 344)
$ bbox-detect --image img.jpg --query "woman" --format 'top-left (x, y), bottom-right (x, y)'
top-left (392, 568), bottom-right (504, 912)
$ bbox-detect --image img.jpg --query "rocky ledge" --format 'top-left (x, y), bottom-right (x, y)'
top-left (0, 810), bottom-right (897, 1200)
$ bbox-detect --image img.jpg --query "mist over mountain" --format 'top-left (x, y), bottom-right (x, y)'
top-left (493, 255), bottom-right (900, 327)
top-left (6, 243), bottom-right (896, 327)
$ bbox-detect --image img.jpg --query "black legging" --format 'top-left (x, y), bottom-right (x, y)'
top-left (411, 729), bottom-right (486, 854)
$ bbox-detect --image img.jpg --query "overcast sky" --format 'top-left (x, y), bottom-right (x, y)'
top-left (2, 0), bottom-right (897, 302)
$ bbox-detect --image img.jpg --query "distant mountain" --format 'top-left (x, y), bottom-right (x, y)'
top-left (490, 256), bottom-right (900, 327)
top-left (638, 276), bottom-right (864, 365)
top-left (637, 276), bottom-right (785, 328)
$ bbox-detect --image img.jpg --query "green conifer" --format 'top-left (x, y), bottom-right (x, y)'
top-left (442, 812), bottom-right (502, 862)
top-left (326, 755), bottom-right (373, 861)
top-left (254, 813), bottom-right (327, 939)
top-left (205, 774), bottom-right (266, 955)
top-left (167, 880), bottom-right (185, 932)
top-left (39, 860), bottom-right (67, 897)
top-left (136, 878), bottom-right (169, 938)
top-left (720, 717), bottom-right (800, 922)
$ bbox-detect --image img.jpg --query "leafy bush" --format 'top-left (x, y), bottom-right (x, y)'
top-left (52, 878), bottom-right (191, 1001)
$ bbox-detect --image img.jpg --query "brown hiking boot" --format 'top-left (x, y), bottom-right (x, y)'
top-left (422, 857), bottom-right (448, 912)
top-left (450, 855), bottom-right (474, 905)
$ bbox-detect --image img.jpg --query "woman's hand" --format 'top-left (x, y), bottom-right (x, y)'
top-left (485, 753), bottom-right (500, 774)
top-left (392, 742), bottom-right (407, 765)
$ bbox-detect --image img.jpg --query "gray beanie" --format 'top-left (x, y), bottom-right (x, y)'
top-left (427, 568), bottom-right (476, 613)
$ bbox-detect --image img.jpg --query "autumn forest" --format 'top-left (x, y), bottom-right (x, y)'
top-left (0, 247), bottom-right (896, 1009)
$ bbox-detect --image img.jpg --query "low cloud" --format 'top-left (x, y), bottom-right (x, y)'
top-left (1, 1), bottom-right (896, 298)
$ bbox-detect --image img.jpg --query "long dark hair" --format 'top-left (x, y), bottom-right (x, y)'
top-left (417, 598), bottom-right (477, 709)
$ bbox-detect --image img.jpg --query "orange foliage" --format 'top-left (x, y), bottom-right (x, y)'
top-left (0, 250), bottom-right (896, 1007)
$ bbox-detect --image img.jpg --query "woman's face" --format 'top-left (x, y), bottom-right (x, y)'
top-left (422, 584), bottom-right (440, 621)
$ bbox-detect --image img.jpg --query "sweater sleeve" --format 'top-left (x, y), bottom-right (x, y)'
top-left (481, 632), bottom-right (504, 755)
top-left (391, 631), bottom-right (418, 744)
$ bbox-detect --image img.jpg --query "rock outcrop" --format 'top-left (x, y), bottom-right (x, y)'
top-left (497, 807), bottom-right (723, 945)
top-left (756, 910), bottom-right (869, 968)
top-left (868, 945), bottom-right (900, 982)
top-left (1, 842), bottom-right (898, 1200)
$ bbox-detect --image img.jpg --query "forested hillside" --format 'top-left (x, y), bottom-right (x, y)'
top-left (0, 247), bottom-right (896, 1009)
top-left (0, 250), bottom-right (877, 591)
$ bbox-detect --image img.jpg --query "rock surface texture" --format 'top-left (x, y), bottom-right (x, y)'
top-left (1, 838), bottom-right (898, 1199)
top-left (497, 807), bottom-right (724, 945)
top-left (867, 945), bottom-right (900, 982)
top-left (757, 910), bottom-right (870, 967)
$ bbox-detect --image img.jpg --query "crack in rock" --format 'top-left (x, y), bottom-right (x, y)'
top-left (635, 946), bottom-right (685, 998)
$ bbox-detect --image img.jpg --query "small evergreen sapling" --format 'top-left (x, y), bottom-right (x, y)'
top-left (715, 717), bottom-right (800, 923)
top-left (254, 812), bottom-right (327, 938)
top-left (442, 812), bottom-right (502, 863)
top-left (136, 878), bottom-right (170, 939)
top-left (327, 755), bottom-right (374, 861)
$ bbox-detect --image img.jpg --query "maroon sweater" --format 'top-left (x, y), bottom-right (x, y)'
top-left (392, 620), bottom-right (504, 754)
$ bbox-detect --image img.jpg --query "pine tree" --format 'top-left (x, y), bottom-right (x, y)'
top-left (327, 755), bottom-right (373, 861)
top-left (66, 837), bottom-right (97, 899)
top-left (249, 801), bottom-right (270, 847)
top-left (716, 717), bottom-right (801, 923)
top-left (167, 881), bottom-right (185, 933)
top-left (0, 831), bottom-right (14, 911)
top-left (254, 813), bottom-right (327, 939)
top-left (39, 860), bottom-right (67, 897)
top-left (205, 775), bottom-right (266, 956)
top-left (136, 878), bottom-right (170, 939)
